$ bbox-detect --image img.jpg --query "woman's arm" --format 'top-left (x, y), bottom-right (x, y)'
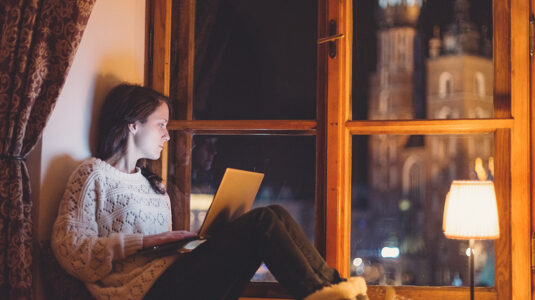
top-left (51, 167), bottom-right (143, 283)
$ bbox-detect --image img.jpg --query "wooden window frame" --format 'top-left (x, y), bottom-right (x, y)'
top-left (147, 0), bottom-right (531, 299)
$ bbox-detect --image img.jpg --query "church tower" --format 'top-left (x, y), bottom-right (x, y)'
top-left (369, 0), bottom-right (423, 194)
top-left (362, 0), bottom-right (494, 285)
top-left (426, 0), bottom-right (493, 120)
top-left (366, 2), bottom-right (426, 285)
top-left (368, 0), bottom-right (422, 120)
top-left (425, 0), bottom-right (493, 193)
top-left (424, 0), bottom-right (494, 284)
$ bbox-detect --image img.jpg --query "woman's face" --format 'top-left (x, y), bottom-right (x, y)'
top-left (132, 102), bottom-right (170, 160)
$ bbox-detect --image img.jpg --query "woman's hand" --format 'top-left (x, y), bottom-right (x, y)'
top-left (142, 230), bottom-right (198, 248)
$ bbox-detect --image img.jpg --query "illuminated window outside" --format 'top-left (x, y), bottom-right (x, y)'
top-left (351, 0), bottom-right (495, 285)
top-left (352, 134), bottom-right (494, 286)
top-left (353, 0), bottom-right (493, 120)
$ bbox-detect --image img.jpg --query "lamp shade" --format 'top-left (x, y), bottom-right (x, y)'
top-left (443, 180), bottom-right (500, 240)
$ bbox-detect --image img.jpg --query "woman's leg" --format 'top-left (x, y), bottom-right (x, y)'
top-left (264, 204), bottom-right (342, 285)
top-left (220, 205), bottom-right (341, 298)
top-left (144, 227), bottom-right (263, 300)
top-left (145, 205), bottom-right (341, 300)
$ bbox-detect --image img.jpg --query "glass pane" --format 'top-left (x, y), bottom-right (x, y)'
top-left (353, 0), bottom-right (493, 120)
top-left (351, 134), bottom-right (495, 286)
top-left (193, 0), bottom-right (317, 119)
top-left (190, 135), bottom-right (316, 281)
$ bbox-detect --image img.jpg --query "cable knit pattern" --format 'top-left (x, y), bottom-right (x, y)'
top-left (51, 158), bottom-right (178, 300)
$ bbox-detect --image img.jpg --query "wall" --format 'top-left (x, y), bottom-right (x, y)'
top-left (37, 0), bottom-right (146, 242)
top-left (30, 0), bottom-right (146, 298)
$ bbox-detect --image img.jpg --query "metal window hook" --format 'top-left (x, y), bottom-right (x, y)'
top-left (317, 20), bottom-right (343, 58)
top-left (317, 33), bottom-right (344, 45)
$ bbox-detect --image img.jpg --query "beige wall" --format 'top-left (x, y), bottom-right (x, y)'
top-left (30, 0), bottom-right (146, 298)
top-left (36, 0), bottom-right (146, 241)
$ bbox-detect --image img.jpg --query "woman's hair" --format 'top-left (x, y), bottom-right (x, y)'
top-left (95, 83), bottom-right (170, 194)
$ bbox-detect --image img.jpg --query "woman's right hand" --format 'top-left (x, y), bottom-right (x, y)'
top-left (142, 230), bottom-right (198, 248)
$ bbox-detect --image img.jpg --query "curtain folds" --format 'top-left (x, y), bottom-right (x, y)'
top-left (0, 0), bottom-right (95, 298)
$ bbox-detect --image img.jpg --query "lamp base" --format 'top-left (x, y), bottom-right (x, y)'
top-left (469, 239), bottom-right (474, 300)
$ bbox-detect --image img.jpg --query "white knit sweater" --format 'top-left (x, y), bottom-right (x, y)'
top-left (51, 158), bottom-right (178, 300)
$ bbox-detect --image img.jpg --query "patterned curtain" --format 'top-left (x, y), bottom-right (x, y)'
top-left (0, 0), bottom-right (95, 298)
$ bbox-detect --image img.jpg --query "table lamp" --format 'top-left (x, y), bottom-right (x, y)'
top-left (442, 180), bottom-right (500, 300)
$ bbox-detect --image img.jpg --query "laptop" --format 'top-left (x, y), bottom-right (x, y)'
top-left (138, 168), bottom-right (264, 255)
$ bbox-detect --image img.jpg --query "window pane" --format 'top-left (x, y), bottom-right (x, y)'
top-left (353, 0), bottom-right (493, 120)
top-left (193, 0), bottom-right (317, 119)
top-left (166, 131), bottom-right (190, 230)
top-left (351, 134), bottom-right (495, 286)
top-left (190, 135), bottom-right (316, 281)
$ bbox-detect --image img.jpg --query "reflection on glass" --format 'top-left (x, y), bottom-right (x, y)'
top-left (193, 0), bottom-right (316, 119)
top-left (353, 0), bottom-right (493, 120)
top-left (190, 135), bottom-right (316, 281)
top-left (351, 134), bottom-right (494, 286)
top-left (166, 131), bottom-right (190, 231)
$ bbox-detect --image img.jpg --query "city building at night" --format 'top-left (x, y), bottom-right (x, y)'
top-left (357, 0), bottom-right (494, 286)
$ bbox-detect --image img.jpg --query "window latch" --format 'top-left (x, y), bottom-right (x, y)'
top-left (317, 20), bottom-right (343, 58)
top-left (317, 33), bottom-right (344, 45)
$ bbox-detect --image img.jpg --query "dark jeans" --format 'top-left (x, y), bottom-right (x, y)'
top-left (144, 205), bottom-right (342, 300)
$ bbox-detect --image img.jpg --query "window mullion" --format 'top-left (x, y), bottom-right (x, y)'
top-left (168, 0), bottom-right (195, 230)
top-left (509, 0), bottom-right (531, 298)
top-left (322, 0), bottom-right (353, 276)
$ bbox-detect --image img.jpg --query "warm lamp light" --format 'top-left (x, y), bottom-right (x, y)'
top-left (443, 180), bottom-right (500, 240)
top-left (442, 180), bottom-right (499, 300)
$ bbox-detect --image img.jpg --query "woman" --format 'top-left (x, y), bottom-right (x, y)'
top-left (51, 83), bottom-right (367, 300)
